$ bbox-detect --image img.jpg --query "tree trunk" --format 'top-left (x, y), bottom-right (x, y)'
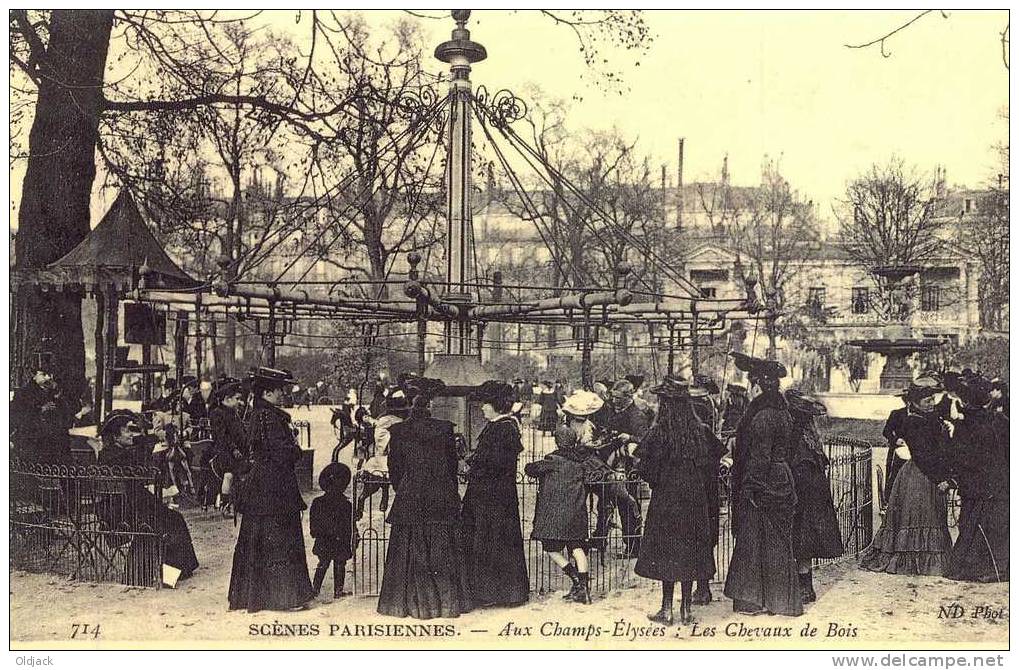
top-left (12, 10), bottom-right (115, 398)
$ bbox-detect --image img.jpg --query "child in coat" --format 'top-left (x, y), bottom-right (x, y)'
top-left (524, 425), bottom-right (602, 604)
top-left (310, 463), bottom-right (357, 598)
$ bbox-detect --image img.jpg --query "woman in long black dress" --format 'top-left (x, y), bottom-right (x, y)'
top-left (785, 390), bottom-right (844, 604)
top-left (945, 377), bottom-right (1009, 582)
top-left (536, 380), bottom-right (560, 434)
top-left (461, 380), bottom-right (530, 609)
top-left (635, 376), bottom-right (724, 625)
top-left (860, 381), bottom-right (952, 576)
top-left (228, 367), bottom-right (314, 612)
top-left (97, 412), bottom-right (199, 585)
top-left (377, 379), bottom-right (472, 619)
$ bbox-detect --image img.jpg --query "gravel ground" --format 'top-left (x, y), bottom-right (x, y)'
top-left (10, 408), bottom-right (1009, 649)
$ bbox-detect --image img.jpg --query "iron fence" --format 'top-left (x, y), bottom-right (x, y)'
top-left (10, 458), bottom-right (165, 587)
top-left (350, 430), bottom-right (873, 597)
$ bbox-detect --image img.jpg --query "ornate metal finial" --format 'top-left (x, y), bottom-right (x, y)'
top-left (407, 251), bottom-right (421, 280)
top-left (436, 8), bottom-right (487, 78)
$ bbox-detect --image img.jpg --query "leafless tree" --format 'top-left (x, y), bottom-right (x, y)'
top-left (723, 160), bottom-right (819, 356)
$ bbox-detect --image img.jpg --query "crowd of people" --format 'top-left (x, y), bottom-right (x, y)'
top-left (9, 350), bottom-right (1009, 622)
top-left (862, 369), bottom-right (1009, 583)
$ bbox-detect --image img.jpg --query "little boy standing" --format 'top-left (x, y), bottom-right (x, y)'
top-left (310, 463), bottom-right (357, 598)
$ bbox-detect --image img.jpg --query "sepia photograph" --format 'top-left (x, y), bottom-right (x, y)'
top-left (6, 7), bottom-right (1010, 658)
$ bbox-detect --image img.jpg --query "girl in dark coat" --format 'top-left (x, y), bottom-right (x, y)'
top-left (524, 425), bottom-right (603, 604)
top-left (945, 378), bottom-right (1009, 582)
top-left (536, 380), bottom-right (560, 434)
top-left (461, 381), bottom-right (530, 609)
top-left (310, 463), bottom-right (356, 598)
top-left (228, 368), bottom-right (314, 613)
top-left (377, 384), bottom-right (472, 619)
top-left (860, 382), bottom-right (952, 576)
top-left (98, 412), bottom-right (200, 585)
top-left (786, 390), bottom-right (844, 604)
top-left (635, 377), bottom-right (724, 625)
top-left (723, 353), bottom-right (803, 617)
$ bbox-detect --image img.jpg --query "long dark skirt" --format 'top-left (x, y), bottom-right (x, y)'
top-left (860, 461), bottom-right (951, 576)
top-left (537, 402), bottom-right (559, 433)
top-left (792, 461), bottom-right (845, 560)
top-left (378, 524), bottom-right (472, 619)
top-left (460, 496), bottom-right (529, 608)
top-left (158, 505), bottom-right (200, 577)
top-left (723, 497), bottom-right (803, 617)
top-left (228, 511), bottom-right (314, 613)
top-left (635, 465), bottom-right (715, 582)
top-left (946, 497), bottom-right (1009, 583)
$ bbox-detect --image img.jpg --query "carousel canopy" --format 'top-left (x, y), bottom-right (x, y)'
top-left (12, 190), bottom-right (199, 292)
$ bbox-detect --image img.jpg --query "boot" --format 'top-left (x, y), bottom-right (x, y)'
top-left (691, 581), bottom-right (712, 605)
top-left (679, 599), bottom-right (694, 625)
top-left (312, 562), bottom-right (329, 597)
top-left (334, 571), bottom-right (348, 599)
top-left (648, 606), bottom-right (674, 625)
top-left (799, 571), bottom-right (817, 604)
top-left (562, 564), bottom-right (581, 599)
top-left (569, 572), bottom-right (592, 605)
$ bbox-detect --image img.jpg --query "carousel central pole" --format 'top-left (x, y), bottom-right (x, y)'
top-left (436, 10), bottom-right (486, 357)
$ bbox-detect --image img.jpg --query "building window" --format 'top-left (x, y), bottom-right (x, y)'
top-left (690, 269), bottom-right (729, 282)
top-left (807, 286), bottom-right (826, 308)
top-left (851, 287), bottom-right (869, 314)
top-left (700, 286), bottom-right (717, 299)
top-left (921, 285), bottom-right (941, 312)
top-left (964, 198), bottom-right (974, 214)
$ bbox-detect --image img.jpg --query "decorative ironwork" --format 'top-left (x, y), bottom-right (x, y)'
top-left (473, 85), bottom-right (528, 128)
top-left (395, 85), bottom-right (442, 124)
top-left (348, 427), bottom-right (873, 596)
top-left (10, 458), bottom-right (164, 588)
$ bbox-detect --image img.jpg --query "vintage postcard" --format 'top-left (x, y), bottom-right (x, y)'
top-left (7, 8), bottom-right (1009, 656)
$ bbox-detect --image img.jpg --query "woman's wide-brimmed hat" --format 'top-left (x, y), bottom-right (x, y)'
top-left (384, 389), bottom-right (411, 413)
top-left (729, 351), bottom-right (788, 380)
top-left (650, 375), bottom-right (709, 399)
top-left (561, 390), bottom-right (604, 416)
top-left (318, 462), bottom-right (352, 492)
top-left (958, 376), bottom-right (993, 408)
top-left (100, 409), bottom-right (142, 438)
top-left (899, 376), bottom-right (942, 401)
top-left (624, 374), bottom-right (646, 391)
top-left (785, 389), bottom-right (828, 417)
top-left (247, 367), bottom-right (296, 390)
top-left (401, 376), bottom-right (446, 400)
top-left (469, 380), bottom-right (516, 404)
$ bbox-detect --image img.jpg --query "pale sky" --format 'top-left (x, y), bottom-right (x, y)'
top-left (8, 9), bottom-right (1010, 230)
top-left (454, 9), bottom-right (1008, 212)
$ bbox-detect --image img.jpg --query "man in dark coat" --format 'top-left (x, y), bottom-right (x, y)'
top-left (590, 379), bottom-right (652, 558)
top-left (10, 358), bottom-right (76, 464)
top-left (723, 352), bottom-right (803, 617)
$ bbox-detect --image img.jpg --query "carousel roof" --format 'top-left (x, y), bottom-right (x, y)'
top-left (14, 191), bottom-right (199, 291)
